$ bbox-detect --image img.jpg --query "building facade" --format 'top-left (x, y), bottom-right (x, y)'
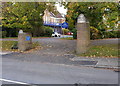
top-left (43, 9), bottom-right (66, 34)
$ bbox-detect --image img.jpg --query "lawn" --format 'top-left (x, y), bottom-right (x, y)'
top-left (79, 44), bottom-right (119, 58)
top-left (60, 37), bottom-right (119, 58)
top-left (0, 41), bottom-right (40, 52)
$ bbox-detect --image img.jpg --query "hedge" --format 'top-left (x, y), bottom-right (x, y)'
top-left (62, 29), bottom-right (70, 35)
top-left (71, 29), bottom-right (77, 39)
top-left (0, 31), bottom-right (7, 38)
top-left (39, 26), bottom-right (53, 37)
top-left (71, 27), bottom-right (119, 40)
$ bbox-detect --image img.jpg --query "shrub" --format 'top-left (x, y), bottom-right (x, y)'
top-left (0, 31), bottom-right (7, 38)
top-left (40, 26), bottom-right (53, 37)
top-left (90, 26), bottom-right (100, 40)
top-left (31, 26), bottom-right (53, 37)
top-left (2, 26), bottom-right (18, 37)
top-left (44, 26), bottom-right (53, 37)
top-left (62, 29), bottom-right (70, 35)
top-left (0, 31), bottom-right (2, 38)
top-left (104, 31), bottom-right (119, 38)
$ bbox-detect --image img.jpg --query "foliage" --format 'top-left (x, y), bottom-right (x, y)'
top-left (2, 2), bottom-right (56, 37)
top-left (0, 31), bottom-right (7, 38)
top-left (42, 26), bottom-right (53, 37)
top-left (69, 27), bottom-right (119, 40)
top-left (90, 26), bottom-right (100, 40)
top-left (2, 26), bottom-right (19, 37)
top-left (60, 2), bottom-right (119, 39)
top-left (62, 28), bottom-right (70, 35)
top-left (61, 2), bottom-right (119, 35)
top-left (72, 29), bottom-right (77, 39)
top-left (104, 31), bottom-right (119, 38)
top-left (39, 26), bottom-right (53, 37)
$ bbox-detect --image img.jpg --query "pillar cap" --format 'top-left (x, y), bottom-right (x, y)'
top-left (77, 14), bottom-right (86, 23)
top-left (19, 30), bottom-right (23, 34)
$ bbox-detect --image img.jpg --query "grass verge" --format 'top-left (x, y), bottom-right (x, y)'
top-left (0, 41), bottom-right (40, 52)
top-left (79, 44), bottom-right (119, 58)
top-left (61, 37), bottom-right (74, 40)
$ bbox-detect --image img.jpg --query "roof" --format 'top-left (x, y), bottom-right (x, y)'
top-left (50, 12), bottom-right (64, 18)
top-left (55, 12), bottom-right (64, 18)
top-left (45, 9), bottom-right (64, 18)
top-left (50, 12), bottom-right (56, 17)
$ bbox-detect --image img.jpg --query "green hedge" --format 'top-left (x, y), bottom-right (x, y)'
top-left (43, 26), bottom-right (53, 37)
top-left (2, 26), bottom-right (19, 37)
top-left (0, 31), bottom-right (7, 38)
top-left (72, 29), bottom-right (77, 39)
top-left (71, 27), bottom-right (119, 40)
top-left (103, 31), bottom-right (119, 38)
top-left (62, 29), bottom-right (70, 35)
top-left (2, 26), bottom-right (53, 37)
top-left (39, 26), bottom-right (53, 37)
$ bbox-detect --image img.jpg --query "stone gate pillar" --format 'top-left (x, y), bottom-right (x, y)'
top-left (76, 14), bottom-right (90, 54)
top-left (18, 30), bottom-right (32, 51)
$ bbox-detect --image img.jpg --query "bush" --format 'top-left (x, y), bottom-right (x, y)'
top-left (70, 27), bottom-right (119, 40)
top-left (40, 26), bottom-right (53, 37)
top-left (62, 29), bottom-right (70, 35)
top-left (104, 31), bottom-right (119, 38)
top-left (72, 29), bottom-right (77, 39)
top-left (29, 26), bottom-right (53, 37)
top-left (0, 31), bottom-right (7, 38)
top-left (44, 26), bottom-right (53, 37)
top-left (90, 26), bottom-right (100, 40)
top-left (0, 31), bottom-right (2, 38)
top-left (2, 26), bottom-right (18, 37)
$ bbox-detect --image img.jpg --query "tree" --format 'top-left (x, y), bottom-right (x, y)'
top-left (2, 2), bottom-right (57, 37)
top-left (62, 2), bottom-right (118, 31)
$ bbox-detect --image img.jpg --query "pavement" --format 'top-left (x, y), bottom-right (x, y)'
top-left (70, 56), bottom-right (119, 69)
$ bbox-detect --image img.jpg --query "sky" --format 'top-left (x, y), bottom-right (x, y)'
top-left (55, 3), bottom-right (67, 15)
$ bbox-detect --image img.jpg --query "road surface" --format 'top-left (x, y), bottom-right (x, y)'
top-left (2, 57), bottom-right (119, 84)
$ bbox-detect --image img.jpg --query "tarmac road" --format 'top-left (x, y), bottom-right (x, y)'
top-left (2, 57), bottom-right (119, 84)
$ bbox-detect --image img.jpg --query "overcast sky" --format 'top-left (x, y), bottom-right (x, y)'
top-left (55, 3), bottom-right (67, 15)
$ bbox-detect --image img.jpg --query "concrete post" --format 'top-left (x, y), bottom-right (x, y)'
top-left (18, 30), bottom-right (32, 51)
top-left (76, 14), bottom-right (90, 54)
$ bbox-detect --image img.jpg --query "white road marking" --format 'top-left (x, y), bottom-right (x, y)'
top-left (0, 78), bottom-right (28, 84)
top-left (0, 52), bottom-right (12, 55)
